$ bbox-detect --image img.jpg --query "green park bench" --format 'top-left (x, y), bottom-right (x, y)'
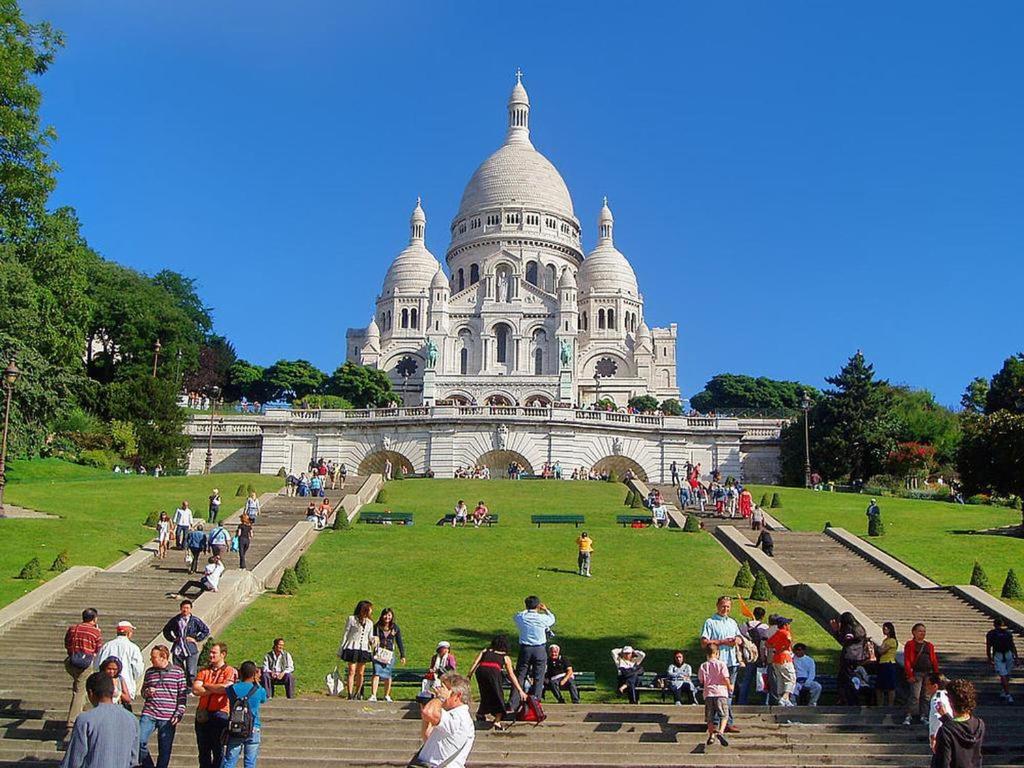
top-left (359, 511), bottom-right (414, 526)
top-left (439, 513), bottom-right (499, 526)
top-left (531, 514), bottom-right (585, 528)
top-left (616, 514), bottom-right (652, 527)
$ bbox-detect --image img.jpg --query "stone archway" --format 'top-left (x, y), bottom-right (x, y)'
top-left (358, 450), bottom-right (415, 477)
top-left (485, 393), bottom-right (514, 406)
top-left (591, 455), bottom-right (648, 482)
top-left (476, 449), bottom-right (534, 476)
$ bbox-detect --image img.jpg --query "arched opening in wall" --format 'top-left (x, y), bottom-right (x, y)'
top-left (660, 370), bottom-right (670, 388)
top-left (534, 348), bottom-right (543, 375)
top-left (525, 261), bottom-right (538, 285)
top-left (531, 328), bottom-right (546, 376)
top-left (582, 311), bottom-right (588, 331)
top-left (598, 309), bottom-right (606, 329)
top-left (470, 264), bottom-right (480, 284)
top-left (401, 308), bottom-right (409, 328)
top-left (591, 455), bottom-right (648, 482)
top-left (524, 394), bottom-right (552, 407)
top-left (458, 328), bottom-right (472, 374)
top-left (607, 308), bottom-right (616, 329)
top-left (379, 312), bottom-right (385, 328)
top-left (386, 311), bottom-right (392, 330)
top-left (460, 347), bottom-right (468, 375)
top-left (442, 394), bottom-right (471, 405)
top-left (457, 268), bottom-right (465, 292)
top-left (494, 323), bottom-right (510, 364)
top-left (484, 393), bottom-right (514, 406)
top-left (410, 307), bottom-right (418, 329)
top-left (544, 264), bottom-right (556, 292)
top-left (358, 450), bottom-right (415, 477)
top-left (476, 449), bottom-right (534, 476)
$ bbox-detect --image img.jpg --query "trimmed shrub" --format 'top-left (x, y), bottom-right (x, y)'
top-left (868, 515), bottom-right (885, 537)
top-left (235, 484), bottom-right (247, 497)
top-left (1002, 569), bottom-right (1023, 600)
top-left (246, 483), bottom-right (256, 496)
top-left (770, 492), bottom-right (782, 509)
top-left (50, 550), bottom-right (70, 573)
top-left (970, 561), bottom-right (990, 591)
top-left (78, 449), bottom-right (122, 470)
top-left (295, 554), bottom-right (312, 584)
top-left (750, 570), bottom-right (773, 601)
top-left (17, 558), bottom-right (42, 580)
top-left (759, 493), bottom-right (770, 508)
top-left (375, 489), bottom-right (389, 504)
top-left (333, 509), bottom-right (352, 530)
top-left (733, 561), bottom-right (755, 589)
top-left (277, 467), bottom-right (287, 478)
top-left (606, 470), bottom-right (619, 483)
top-left (394, 465), bottom-right (405, 481)
top-left (683, 514), bottom-right (701, 532)
top-left (630, 494), bottom-right (644, 509)
top-left (276, 568), bottom-right (299, 595)
top-left (197, 637), bottom-right (216, 668)
top-left (624, 490), bottom-right (635, 506)
top-left (143, 510), bottom-right (160, 527)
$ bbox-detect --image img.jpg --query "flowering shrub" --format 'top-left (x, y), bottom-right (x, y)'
top-left (886, 442), bottom-right (935, 478)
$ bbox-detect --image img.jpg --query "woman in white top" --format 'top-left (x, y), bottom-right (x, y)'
top-left (156, 512), bottom-right (171, 560)
top-left (338, 599), bottom-right (374, 699)
top-left (452, 500), bottom-right (468, 527)
top-left (612, 645), bottom-right (647, 704)
top-left (244, 491), bottom-right (261, 522)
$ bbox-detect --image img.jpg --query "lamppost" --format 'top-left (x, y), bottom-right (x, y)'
top-left (801, 391), bottom-right (812, 488)
top-left (0, 359), bottom-right (22, 514)
top-left (174, 348), bottom-right (183, 391)
top-left (152, 339), bottom-right (162, 378)
top-left (593, 373), bottom-right (601, 408)
top-left (203, 385), bottom-right (221, 475)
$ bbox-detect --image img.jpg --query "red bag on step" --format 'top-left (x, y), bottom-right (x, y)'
top-left (515, 695), bottom-right (547, 723)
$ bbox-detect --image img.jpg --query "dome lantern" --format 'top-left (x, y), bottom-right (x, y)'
top-left (599, 196), bottom-right (614, 244)
top-left (410, 196), bottom-right (426, 243)
top-left (506, 68), bottom-right (531, 145)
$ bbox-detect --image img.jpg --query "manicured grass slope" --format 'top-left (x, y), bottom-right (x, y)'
top-left (751, 485), bottom-right (1023, 606)
top-left (0, 458), bottom-right (281, 607)
top-left (220, 479), bottom-right (837, 699)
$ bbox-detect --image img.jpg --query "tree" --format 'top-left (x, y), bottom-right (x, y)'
top-left (105, 375), bottom-right (189, 468)
top-left (261, 359), bottom-right (326, 401)
top-left (750, 571), bottom-right (773, 601)
top-left (986, 354), bottom-right (1024, 415)
top-left (225, 360), bottom-right (265, 401)
top-left (184, 335), bottom-right (236, 393)
top-left (889, 386), bottom-right (960, 467)
top-left (958, 411), bottom-right (1024, 522)
top-left (627, 395), bottom-right (659, 413)
top-left (326, 362), bottom-right (397, 408)
top-left (150, 270), bottom-right (213, 338)
top-left (660, 398), bottom-right (682, 416)
top-left (690, 374), bottom-right (820, 413)
top-left (969, 561), bottom-right (990, 591)
top-left (961, 377), bottom-right (989, 414)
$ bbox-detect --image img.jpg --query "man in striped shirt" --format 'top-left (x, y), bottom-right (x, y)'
top-left (64, 608), bottom-right (103, 741)
top-left (139, 645), bottom-right (187, 768)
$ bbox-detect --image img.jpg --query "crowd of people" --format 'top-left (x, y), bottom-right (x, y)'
top-left (284, 458), bottom-right (348, 496)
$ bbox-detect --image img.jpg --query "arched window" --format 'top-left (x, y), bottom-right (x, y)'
top-left (534, 347), bottom-right (543, 375)
top-left (410, 307), bottom-right (418, 329)
top-left (460, 347), bottom-right (468, 375)
top-left (495, 324), bottom-right (509, 364)
top-left (582, 311), bottom-right (588, 331)
top-left (457, 268), bottom-right (464, 292)
top-left (598, 309), bottom-right (606, 329)
top-left (401, 308), bottom-right (409, 328)
top-left (379, 312), bottom-right (385, 328)
top-left (387, 311), bottom-right (392, 330)
top-left (470, 264), bottom-right (479, 284)
top-left (525, 261), bottom-right (538, 285)
top-left (608, 308), bottom-right (615, 329)
top-left (544, 264), bottom-right (557, 292)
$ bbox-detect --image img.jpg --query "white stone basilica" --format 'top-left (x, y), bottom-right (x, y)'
top-left (345, 74), bottom-right (678, 408)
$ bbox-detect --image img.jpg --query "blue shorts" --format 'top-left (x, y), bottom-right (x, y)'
top-left (993, 650), bottom-right (1014, 678)
top-left (373, 660), bottom-right (394, 679)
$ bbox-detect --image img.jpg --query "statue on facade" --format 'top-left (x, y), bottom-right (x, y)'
top-left (382, 435), bottom-right (392, 451)
top-left (559, 338), bottom-right (573, 368)
top-left (496, 423), bottom-right (509, 450)
top-left (496, 270), bottom-right (510, 302)
top-left (425, 339), bottom-right (438, 369)
top-left (612, 436), bottom-right (622, 455)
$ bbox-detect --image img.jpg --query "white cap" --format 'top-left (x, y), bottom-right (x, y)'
top-left (621, 645), bottom-right (634, 654)
top-left (117, 621), bottom-right (135, 631)
top-left (437, 641), bottom-right (450, 649)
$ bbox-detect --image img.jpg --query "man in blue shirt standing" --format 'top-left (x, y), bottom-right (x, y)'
top-left (222, 661), bottom-right (268, 768)
top-left (509, 596), bottom-right (555, 712)
top-left (700, 595), bottom-right (741, 733)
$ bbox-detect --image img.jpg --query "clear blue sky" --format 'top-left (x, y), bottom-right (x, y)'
top-left (29, 2), bottom-right (1023, 406)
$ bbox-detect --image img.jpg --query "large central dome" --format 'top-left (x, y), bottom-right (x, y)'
top-left (455, 74), bottom-right (575, 222)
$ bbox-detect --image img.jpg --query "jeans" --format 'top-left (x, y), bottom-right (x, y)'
top-left (509, 644), bottom-right (547, 710)
top-left (174, 652), bottom-right (200, 687)
top-left (735, 664), bottom-right (756, 705)
top-left (544, 675), bottom-right (580, 704)
top-left (668, 679), bottom-right (697, 704)
top-left (726, 665), bottom-right (738, 725)
top-left (222, 728), bottom-right (261, 768)
top-left (195, 714), bottom-right (228, 768)
top-left (577, 552), bottom-right (591, 575)
top-left (139, 714), bottom-right (177, 768)
top-left (617, 668), bottom-right (643, 704)
top-left (907, 675), bottom-right (928, 718)
top-left (188, 548), bottom-right (203, 573)
top-left (262, 671), bottom-right (295, 698)
top-left (175, 524), bottom-right (189, 549)
top-left (64, 660), bottom-right (91, 728)
top-left (238, 537), bottom-right (251, 569)
top-left (208, 508), bottom-right (219, 523)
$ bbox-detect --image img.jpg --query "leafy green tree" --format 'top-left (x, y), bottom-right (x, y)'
top-left (958, 411), bottom-right (1024, 524)
top-left (627, 395), bottom-right (659, 413)
top-left (105, 375), bottom-right (189, 468)
top-left (150, 270), bottom-right (213, 337)
top-left (225, 360), bottom-right (265, 401)
top-left (326, 362), bottom-right (397, 408)
top-left (660, 398), bottom-right (682, 416)
top-left (889, 387), bottom-right (961, 467)
top-left (961, 377), bottom-right (989, 414)
top-left (690, 374), bottom-right (819, 413)
top-left (986, 354), bottom-right (1024, 415)
top-left (261, 359), bottom-right (326, 400)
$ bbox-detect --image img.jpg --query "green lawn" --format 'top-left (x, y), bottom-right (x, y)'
top-left (750, 484), bottom-right (1024, 607)
top-left (0, 458), bottom-right (281, 607)
top-left (219, 479), bottom-right (837, 700)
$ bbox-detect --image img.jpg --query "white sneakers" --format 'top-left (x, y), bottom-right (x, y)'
top-left (368, 695), bottom-right (377, 702)
top-left (385, 695), bottom-right (393, 702)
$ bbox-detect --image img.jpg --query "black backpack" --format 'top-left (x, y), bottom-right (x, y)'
top-left (227, 685), bottom-right (257, 739)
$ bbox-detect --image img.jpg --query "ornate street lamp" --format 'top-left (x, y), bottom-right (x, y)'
top-left (801, 391), bottom-right (813, 488)
top-left (203, 385), bottom-right (221, 475)
top-left (0, 359), bottom-right (22, 514)
top-left (152, 339), bottom-right (162, 378)
top-left (593, 373), bottom-right (601, 408)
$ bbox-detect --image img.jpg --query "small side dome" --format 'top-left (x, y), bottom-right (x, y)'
top-left (366, 316), bottom-right (381, 339)
top-left (636, 320), bottom-right (652, 350)
top-left (558, 268), bottom-right (577, 289)
top-left (431, 268), bottom-right (448, 289)
top-left (578, 198), bottom-right (639, 298)
top-left (381, 199), bottom-right (442, 296)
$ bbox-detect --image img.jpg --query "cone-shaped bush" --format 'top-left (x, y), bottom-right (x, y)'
top-left (276, 568), bottom-right (299, 595)
top-left (333, 509), bottom-right (351, 530)
top-left (770, 492), bottom-right (782, 509)
top-left (375, 489), bottom-right (389, 504)
top-left (394, 465), bottom-right (405, 481)
top-left (606, 470), bottom-right (618, 483)
top-left (295, 554), bottom-right (312, 584)
top-left (17, 558), bottom-right (42, 580)
top-left (734, 561), bottom-right (755, 588)
top-left (235, 484), bottom-right (246, 497)
top-left (1002, 569), bottom-right (1023, 600)
top-left (624, 490), bottom-right (635, 506)
top-left (750, 570), bottom-right (773, 601)
top-left (50, 550), bottom-right (70, 573)
top-left (143, 510), bottom-right (160, 527)
top-left (683, 514), bottom-right (701, 532)
top-left (759, 493), bottom-right (770, 508)
top-left (630, 494), bottom-right (644, 509)
top-left (970, 561), bottom-right (990, 591)
top-left (277, 467), bottom-right (287, 478)
top-left (868, 515), bottom-right (885, 537)
top-left (246, 483), bottom-right (256, 496)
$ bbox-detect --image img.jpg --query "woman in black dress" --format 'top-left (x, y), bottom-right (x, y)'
top-left (235, 514), bottom-right (254, 569)
top-left (468, 635), bottom-right (526, 730)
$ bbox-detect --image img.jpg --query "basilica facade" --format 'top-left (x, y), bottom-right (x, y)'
top-left (346, 75), bottom-right (679, 408)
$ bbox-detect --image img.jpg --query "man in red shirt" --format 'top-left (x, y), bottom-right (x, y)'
top-left (64, 607), bottom-right (103, 740)
top-left (192, 642), bottom-right (238, 768)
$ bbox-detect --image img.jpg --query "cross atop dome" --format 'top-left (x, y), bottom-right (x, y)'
top-left (515, 67), bottom-right (523, 84)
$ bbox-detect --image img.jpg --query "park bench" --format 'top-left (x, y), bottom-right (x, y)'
top-left (531, 514), bottom-right (585, 528)
top-left (616, 514), bottom-right (652, 527)
top-left (359, 511), bottom-right (413, 526)
top-left (438, 513), bottom-right (499, 526)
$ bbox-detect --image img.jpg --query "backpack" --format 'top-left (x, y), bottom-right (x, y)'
top-left (515, 694), bottom-right (546, 723)
top-left (739, 635), bottom-right (759, 665)
top-left (226, 685), bottom-right (257, 739)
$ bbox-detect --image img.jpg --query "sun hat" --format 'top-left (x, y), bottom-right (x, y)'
top-left (437, 641), bottom-right (450, 649)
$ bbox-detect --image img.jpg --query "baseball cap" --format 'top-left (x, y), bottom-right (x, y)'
top-left (622, 645), bottom-right (634, 654)
top-left (436, 641), bottom-right (450, 649)
top-left (775, 616), bottom-right (793, 627)
top-left (117, 621), bottom-right (136, 630)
